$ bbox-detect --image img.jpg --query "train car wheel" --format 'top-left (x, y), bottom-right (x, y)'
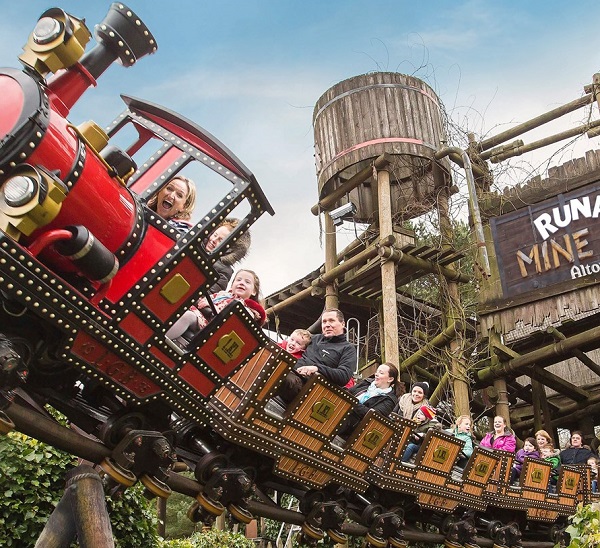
top-left (326, 528), bottom-right (347, 544)
top-left (365, 532), bottom-right (387, 548)
top-left (195, 452), bottom-right (227, 483)
top-left (140, 474), bottom-right (172, 499)
top-left (228, 503), bottom-right (253, 524)
top-left (0, 411), bottom-right (15, 434)
top-left (301, 522), bottom-right (324, 540)
top-left (187, 501), bottom-right (202, 522)
top-left (98, 412), bottom-right (146, 448)
top-left (99, 457), bottom-right (136, 487)
top-left (196, 492), bottom-right (225, 516)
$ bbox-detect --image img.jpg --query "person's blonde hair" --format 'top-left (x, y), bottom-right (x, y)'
top-left (534, 429), bottom-right (555, 448)
top-left (290, 329), bottom-right (311, 347)
top-left (455, 415), bottom-right (472, 428)
top-left (147, 175), bottom-right (196, 221)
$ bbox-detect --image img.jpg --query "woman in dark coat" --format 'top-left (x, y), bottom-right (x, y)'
top-left (338, 363), bottom-right (398, 436)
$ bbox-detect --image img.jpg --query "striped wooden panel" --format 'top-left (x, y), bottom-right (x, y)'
top-left (416, 470), bottom-right (446, 486)
top-left (231, 348), bottom-right (271, 391)
top-left (277, 456), bottom-right (331, 486)
top-left (341, 454), bottom-right (369, 473)
top-left (558, 468), bottom-right (581, 497)
top-left (257, 359), bottom-right (290, 401)
top-left (418, 434), bottom-right (461, 474)
top-left (385, 420), bottom-right (414, 469)
top-left (281, 425), bottom-right (323, 452)
top-left (559, 496), bottom-right (577, 507)
top-left (522, 490), bottom-right (546, 501)
top-left (466, 452), bottom-right (498, 485)
top-left (252, 418), bottom-right (277, 433)
top-left (446, 482), bottom-right (461, 491)
top-left (351, 420), bottom-right (395, 458)
top-left (462, 484), bottom-right (483, 496)
top-left (498, 453), bottom-right (514, 484)
top-left (244, 407), bottom-right (255, 419)
top-left (396, 468), bottom-right (414, 478)
top-left (213, 386), bottom-right (241, 410)
top-left (322, 451), bottom-right (341, 462)
top-left (292, 386), bottom-right (352, 436)
top-left (521, 460), bottom-right (550, 491)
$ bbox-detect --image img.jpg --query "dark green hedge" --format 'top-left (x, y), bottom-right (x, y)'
top-left (0, 430), bottom-right (159, 547)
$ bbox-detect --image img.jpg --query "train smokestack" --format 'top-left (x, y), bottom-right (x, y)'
top-left (46, 3), bottom-right (157, 113)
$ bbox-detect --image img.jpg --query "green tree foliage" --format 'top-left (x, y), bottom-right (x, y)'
top-left (108, 484), bottom-right (160, 547)
top-left (0, 430), bottom-right (159, 547)
top-left (159, 528), bottom-right (255, 548)
top-left (403, 218), bottom-right (478, 313)
top-left (566, 502), bottom-right (600, 548)
top-left (163, 472), bottom-right (199, 539)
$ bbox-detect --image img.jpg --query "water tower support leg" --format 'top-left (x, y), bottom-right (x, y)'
top-left (377, 168), bottom-right (399, 367)
top-left (324, 213), bottom-right (339, 310)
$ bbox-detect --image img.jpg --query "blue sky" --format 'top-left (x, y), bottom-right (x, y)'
top-left (1, 1), bottom-right (598, 297)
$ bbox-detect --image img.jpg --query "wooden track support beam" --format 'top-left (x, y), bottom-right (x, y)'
top-left (476, 323), bottom-right (600, 383)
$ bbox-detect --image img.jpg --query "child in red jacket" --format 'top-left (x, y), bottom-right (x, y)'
top-left (278, 329), bottom-right (312, 359)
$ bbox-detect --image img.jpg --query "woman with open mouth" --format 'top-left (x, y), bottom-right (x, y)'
top-left (147, 175), bottom-right (197, 233)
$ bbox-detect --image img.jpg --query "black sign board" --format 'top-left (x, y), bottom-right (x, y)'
top-left (490, 180), bottom-right (600, 299)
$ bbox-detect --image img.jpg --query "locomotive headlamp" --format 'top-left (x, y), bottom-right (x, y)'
top-left (0, 164), bottom-right (66, 240)
top-left (33, 17), bottom-right (64, 45)
top-left (19, 8), bottom-right (91, 77)
top-left (2, 175), bottom-right (37, 207)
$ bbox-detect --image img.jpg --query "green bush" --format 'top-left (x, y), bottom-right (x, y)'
top-left (107, 483), bottom-right (160, 547)
top-left (163, 472), bottom-right (199, 539)
top-left (567, 502), bottom-right (600, 548)
top-left (0, 430), bottom-right (159, 547)
top-left (0, 431), bottom-right (75, 547)
top-left (159, 528), bottom-right (255, 547)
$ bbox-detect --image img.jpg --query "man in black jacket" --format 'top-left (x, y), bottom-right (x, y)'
top-left (279, 308), bottom-right (356, 403)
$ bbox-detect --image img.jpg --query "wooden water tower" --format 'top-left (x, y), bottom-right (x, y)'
top-left (313, 72), bottom-right (451, 223)
top-left (312, 72), bottom-right (452, 369)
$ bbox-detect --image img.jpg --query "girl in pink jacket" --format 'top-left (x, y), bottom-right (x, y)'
top-left (480, 415), bottom-right (516, 453)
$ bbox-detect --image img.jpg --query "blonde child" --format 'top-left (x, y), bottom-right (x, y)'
top-left (279, 329), bottom-right (311, 359)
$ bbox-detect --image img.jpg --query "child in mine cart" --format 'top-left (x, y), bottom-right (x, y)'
top-left (401, 405), bottom-right (442, 463)
top-left (166, 269), bottom-right (265, 345)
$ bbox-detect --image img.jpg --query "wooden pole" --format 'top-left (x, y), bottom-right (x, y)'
top-left (35, 465), bottom-right (114, 548)
top-left (377, 167), bottom-right (399, 367)
top-left (34, 491), bottom-right (77, 548)
top-left (70, 467), bottom-right (115, 547)
top-left (157, 497), bottom-right (167, 538)
top-left (531, 379), bottom-right (544, 433)
top-left (324, 212), bottom-right (339, 310)
top-left (487, 330), bottom-right (511, 427)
